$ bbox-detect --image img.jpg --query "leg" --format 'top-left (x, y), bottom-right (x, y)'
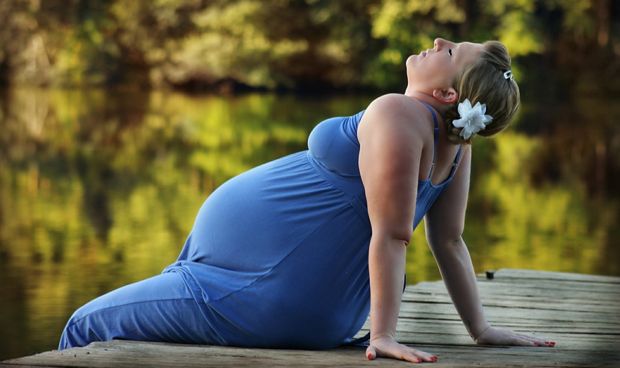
top-left (58, 272), bottom-right (214, 349)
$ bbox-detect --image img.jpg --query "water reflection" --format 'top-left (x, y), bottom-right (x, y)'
top-left (0, 87), bottom-right (618, 359)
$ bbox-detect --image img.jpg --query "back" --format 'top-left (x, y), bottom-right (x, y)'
top-left (307, 103), bottom-right (461, 230)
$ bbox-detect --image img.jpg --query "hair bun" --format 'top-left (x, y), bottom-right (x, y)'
top-left (445, 105), bottom-right (472, 144)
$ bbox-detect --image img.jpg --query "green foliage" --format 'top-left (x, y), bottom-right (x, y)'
top-left (546, 0), bottom-right (596, 40)
top-left (0, 0), bottom-right (614, 90)
top-left (365, 0), bottom-right (462, 88)
top-left (490, 10), bottom-right (543, 56)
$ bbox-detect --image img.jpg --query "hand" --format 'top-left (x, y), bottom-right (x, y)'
top-left (366, 335), bottom-right (438, 363)
top-left (475, 326), bottom-right (556, 347)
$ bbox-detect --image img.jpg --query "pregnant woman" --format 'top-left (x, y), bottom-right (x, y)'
top-left (59, 38), bottom-right (555, 363)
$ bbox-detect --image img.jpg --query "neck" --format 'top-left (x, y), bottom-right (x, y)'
top-left (404, 87), bottom-right (454, 143)
top-left (404, 88), bottom-right (451, 116)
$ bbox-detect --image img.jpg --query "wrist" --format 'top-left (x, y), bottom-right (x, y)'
top-left (370, 332), bottom-right (396, 343)
top-left (473, 325), bottom-right (492, 343)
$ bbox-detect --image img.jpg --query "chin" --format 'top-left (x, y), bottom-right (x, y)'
top-left (405, 56), bottom-right (415, 74)
top-left (406, 59), bottom-right (420, 77)
top-left (405, 54), bottom-right (416, 65)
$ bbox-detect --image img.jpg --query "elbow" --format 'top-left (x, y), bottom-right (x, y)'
top-left (427, 235), bottom-right (464, 258)
top-left (372, 227), bottom-right (413, 247)
top-left (426, 216), bottom-right (464, 246)
top-left (426, 228), bottom-right (463, 249)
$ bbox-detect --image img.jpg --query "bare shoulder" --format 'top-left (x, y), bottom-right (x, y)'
top-left (361, 93), bottom-right (418, 125)
top-left (357, 94), bottom-right (429, 239)
top-left (366, 93), bottom-right (412, 111)
top-left (358, 93), bottom-right (430, 145)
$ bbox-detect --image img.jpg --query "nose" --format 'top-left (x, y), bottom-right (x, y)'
top-left (434, 38), bottom-right (446, 50)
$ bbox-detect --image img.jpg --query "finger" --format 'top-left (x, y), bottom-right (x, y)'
top-left (533, 336), bottom-right (556, 347)
top-left (400, 351), bottom-right (422, 364)
top-left (409, 348), bottom-right (438, 363)
top-left (535, 339), bottom-right (556, 347)
top-left (513, 336), bottom-right (535, 346)
top-left (390, 346), bottom-right (423, 364)
top-left (515, 333), bottom-right (543, 346)
top-left (515, 333), bottom-right (556, 347)
top-left (534, 338), bottom-right (556, 347)
top-left (514, 332), bottom-right (536, 340)
top-left (366, 345), bottom-right (376, 360)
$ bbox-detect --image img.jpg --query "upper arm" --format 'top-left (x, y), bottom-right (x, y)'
top-left (358, 94), bottom-right (424, 243)
top-left (424, 145), bottom-right (472, 245)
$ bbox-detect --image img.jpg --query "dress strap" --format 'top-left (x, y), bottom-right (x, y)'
top-left (454, 145), bottom-right (463, 163)
top-left (448, 145), bottom-right (464, 177)
top-left (419, 101), bottom-right (439, 179)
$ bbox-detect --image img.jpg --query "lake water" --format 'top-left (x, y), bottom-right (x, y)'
top-left (0, 87), bottom-right (618, 359)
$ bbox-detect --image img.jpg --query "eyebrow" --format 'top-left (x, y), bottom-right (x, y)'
top-left (455, 42), bottom-right (471, 59)
top-left (453, 43), bottom-right (462, 61)
top-left (454, 43), bottom-right (472, 66)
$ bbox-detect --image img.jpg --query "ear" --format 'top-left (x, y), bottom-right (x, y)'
top-left (431, 87), bottom-right (459, 105)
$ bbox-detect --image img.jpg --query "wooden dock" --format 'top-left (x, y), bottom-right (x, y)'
top-left (2, 269), bottom-right (619, 367)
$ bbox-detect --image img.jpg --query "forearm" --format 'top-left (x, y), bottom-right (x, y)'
top-left (368, 235), bottom-right (407, 341)
top-left (429, 236), bottom-right (490, 340)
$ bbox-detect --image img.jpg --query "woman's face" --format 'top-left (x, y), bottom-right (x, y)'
top-left (406, 38), bottom-right (484, 95)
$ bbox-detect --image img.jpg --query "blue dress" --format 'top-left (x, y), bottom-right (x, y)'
top-left (59, 102), bottom-right (462, 350)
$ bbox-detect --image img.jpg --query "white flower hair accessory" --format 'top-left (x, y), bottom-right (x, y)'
top-left (452, 98), bottom-right (493, 140)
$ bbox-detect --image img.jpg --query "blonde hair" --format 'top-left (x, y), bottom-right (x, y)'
top-left (445, 41), bottom-right (520, 144)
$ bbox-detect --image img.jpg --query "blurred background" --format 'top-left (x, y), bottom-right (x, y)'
top-left (0, 0), bottom-right (619, 360)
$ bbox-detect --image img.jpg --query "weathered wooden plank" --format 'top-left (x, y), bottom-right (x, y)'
top-left (413, 280), bottom-right (620, 300)
top-left (493, 269), bottom-right (620, 284)
top-left (418, 279), bottom-right (620, 296)
top-left (401, 293), bottom-right (620, 314)
top-left (3, 269), bottom-right (619, 367)
top-left (398, 301), bottom-right (620, 321)
top-left (403, 294), bottom-right (620, 312)
top-left (3, 340), bottom-right (618, 368)
top-left (373, 314), bottom-right (619, 328)
top-left (398, 301), bottom-right (620, 323)
top-left (404, 288), bottom-right (620, 307)
top-left (474, 282), bottom-right (620, 297)
top-left (356, 318), bottom-right (620, 335)
top-left (1, 365), bottom-right (59, 368)
top-left (3, 341), bottom-right (397, 368)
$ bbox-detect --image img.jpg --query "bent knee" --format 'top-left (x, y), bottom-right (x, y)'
top-left (58, 304), bottom-right (105, 349)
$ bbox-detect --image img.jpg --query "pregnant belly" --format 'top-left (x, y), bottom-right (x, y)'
top-left (185, 151), bottom-right (356, 273)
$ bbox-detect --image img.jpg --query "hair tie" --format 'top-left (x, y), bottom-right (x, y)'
top-left (503, 70), bottom-right (513, 80)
